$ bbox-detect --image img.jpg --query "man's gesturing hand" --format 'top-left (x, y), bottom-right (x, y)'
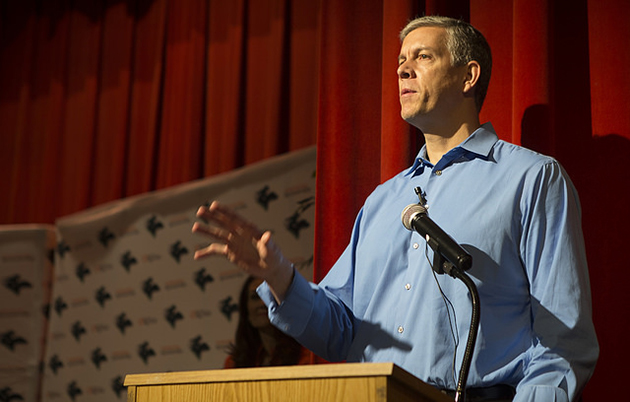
top-left (191, 201), bottom-right (294, 302)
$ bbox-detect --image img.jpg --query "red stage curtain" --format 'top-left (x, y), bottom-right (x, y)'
top-left (0, 1), bottom-right (628, 400)
top-left (0, 0), bottom-right (320, 222)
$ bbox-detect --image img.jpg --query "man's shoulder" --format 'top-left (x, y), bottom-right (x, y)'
top-left (493, 139), bottom-right (558, 169)
top-left (490, 140), bottom-right (574, 193)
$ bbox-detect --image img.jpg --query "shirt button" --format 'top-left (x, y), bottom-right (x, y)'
top-left (435, 170), bottom-right (442, 176)
top-left (412, 243), bottom-right (419, 249)
top-left (397, 326), bottom-right (404, 333)
top-left (405, 283), bottom-right (411, 290)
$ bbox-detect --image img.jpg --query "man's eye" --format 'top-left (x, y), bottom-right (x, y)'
top-left (419, 54), bottom-right (429, 60)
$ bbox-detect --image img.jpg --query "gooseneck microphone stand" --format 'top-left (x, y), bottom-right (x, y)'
top-left (401, 187), bottom-right (480, 402)
top-left (426, 246), bottom-right (480, 402)
top-left (446, 264), bottom-right (480, 402)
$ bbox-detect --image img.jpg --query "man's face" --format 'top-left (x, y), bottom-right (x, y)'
top-left (397, 27), bottom-right (467, 129)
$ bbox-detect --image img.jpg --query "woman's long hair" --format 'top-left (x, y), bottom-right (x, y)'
top-left (228, 276), bottom-right (303, 368)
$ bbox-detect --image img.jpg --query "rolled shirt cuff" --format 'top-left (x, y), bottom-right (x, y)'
top-left (257, 271), bottom-right (315, 337)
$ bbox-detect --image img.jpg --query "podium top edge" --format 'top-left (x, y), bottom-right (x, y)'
top-left (124, 362), bottom-right (400, 386)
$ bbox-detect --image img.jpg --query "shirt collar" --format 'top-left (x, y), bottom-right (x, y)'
top-left (405, 122), bottom-right (499, 176)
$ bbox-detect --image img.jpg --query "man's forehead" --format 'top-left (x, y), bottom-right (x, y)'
top-left (402, 26), bottom-right (447, 44)
top-left (399, 27), bottom-right (448, 54)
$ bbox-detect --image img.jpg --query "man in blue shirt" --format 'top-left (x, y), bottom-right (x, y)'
top-left (193, 16), bottom-right (598, 402)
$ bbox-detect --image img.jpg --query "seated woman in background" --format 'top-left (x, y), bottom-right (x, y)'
top-left (224, 275), bottom-right (311, 368)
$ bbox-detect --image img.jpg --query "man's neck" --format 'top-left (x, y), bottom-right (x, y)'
top-left (422, 119), bottom-right (480, 164)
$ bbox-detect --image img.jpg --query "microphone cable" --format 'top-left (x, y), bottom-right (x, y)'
top-left (426, 243), bottom-right (460, 386)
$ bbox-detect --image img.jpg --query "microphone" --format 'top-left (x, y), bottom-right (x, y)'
top-left (401, 203), bottom-right (472, 271)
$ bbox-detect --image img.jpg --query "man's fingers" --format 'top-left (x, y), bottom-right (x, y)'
top-left (193, 243), bottom-right (228, 260)
top-left (257, 231), bottom-right (273, 259)
top-left (191, 222), bottom-right (230, 242)
top-left (192, 219), bottom-right (260, 262)
top-left (203, 202), bottom-right (262, 238)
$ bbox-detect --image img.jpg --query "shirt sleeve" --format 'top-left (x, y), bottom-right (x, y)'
top-left (257, 242), bottom-right (359, 362)
top-left (515, 160), bottom-right (599, 401)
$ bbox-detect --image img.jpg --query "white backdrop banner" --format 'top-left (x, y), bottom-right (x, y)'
top-left (38, 146), bottom-right (316, 402)
top-left (0, 225), bottom-right (55, 402)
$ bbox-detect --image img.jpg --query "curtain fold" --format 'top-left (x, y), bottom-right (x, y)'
top-left (472, 0), bottom-right (511, 142)
top-left (125, 0), bottom-right (167, 196)
top-left (379, 1), bottom-right (420, 183)
top-left (0, 1), bottom-right (628, 400)
top-left (91, 0), bottom-right (135, 205)
top-left (313, 0), bottom-right (384, 279)
top-left (156, 0), bottom-right (207, 189)
top-left (1, 1), bottom-right (37, 224)
top-left (204, 0), bottom-right (246, 175)
top-left (242, 0), bottom-right (288, 163)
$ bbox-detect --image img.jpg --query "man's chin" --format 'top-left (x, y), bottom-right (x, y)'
top-left (401, 111), bottom-right (415, 123)
top-left (401, 113), bottom-right (424, 129)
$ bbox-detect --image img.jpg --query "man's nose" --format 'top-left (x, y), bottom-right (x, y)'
top-left (397, 61), bottom-right (413, 79)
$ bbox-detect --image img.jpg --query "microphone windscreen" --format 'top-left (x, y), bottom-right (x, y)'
top-left (401, 204), bottom-right (427, 231)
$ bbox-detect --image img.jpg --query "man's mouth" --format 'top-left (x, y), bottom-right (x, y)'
top-left (401, 88), bottom-right (416, 96)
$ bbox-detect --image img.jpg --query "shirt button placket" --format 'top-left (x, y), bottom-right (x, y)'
top-left (403, 234), bottom-right (420, 337)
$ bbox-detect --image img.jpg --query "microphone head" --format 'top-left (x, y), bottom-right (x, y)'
top-left (401, 203), bottom-right (427, 231)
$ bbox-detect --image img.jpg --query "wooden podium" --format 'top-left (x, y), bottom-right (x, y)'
top-left (124, 362), bottom-right (453, 402)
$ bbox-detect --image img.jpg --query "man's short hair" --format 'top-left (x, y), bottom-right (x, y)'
top-left (400, 16), bottom-right (492, 112)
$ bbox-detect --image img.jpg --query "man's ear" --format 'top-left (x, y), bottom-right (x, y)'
top-left (463, 60), bottom-right (481, 95)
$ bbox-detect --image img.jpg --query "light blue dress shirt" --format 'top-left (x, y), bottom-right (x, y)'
top-left (259, 123), bottom-right (598, 402)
